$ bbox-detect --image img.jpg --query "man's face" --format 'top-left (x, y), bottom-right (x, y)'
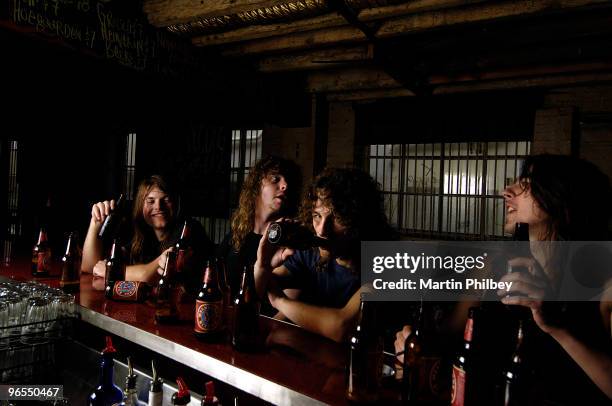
top-left (258, 172), bottom-right (288, 215)
top-left (503, 179), bottom-right (548, 236)
top-left (142, 187), bottom-right (174, 231)
top-left (312, 198), bottom-right (349, 255)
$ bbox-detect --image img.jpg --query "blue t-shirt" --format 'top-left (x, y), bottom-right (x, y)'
top-left (283, 248), bottom-right (360, 308)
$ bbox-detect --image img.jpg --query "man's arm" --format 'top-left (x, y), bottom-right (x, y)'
top-left (269, 285), bottom-right (365, 343)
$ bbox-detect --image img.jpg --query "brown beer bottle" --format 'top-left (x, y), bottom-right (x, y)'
top-left (105, 239), bottom-right (126, 298)
top-left (32, 227), bottom-right (51, 277)
top-left (109, 281), bottom-right (150, 302)
top-left (60, 232), bottom-right (80, 293)
top-left (175, 220), bottom-right (191, 273)
top-left (98, 194), bottom-right (124, 241)
top-left (502, 320), bottom-right (533, 406)
top-left (402, 302), bottom-right (449, 405)
top-left (232, 266), bottom-right (260, 352)
top-left (194, 261), bottom-right (224, 340)
top-left (451, 307), bottom-right (480, 406)
top-left (217, 257), bottom-right (232, 308)
top-left (155, 250), bottom-right (179, 323)
top-left (346, 298), bottom-right (384, 403)
top-left (267, 221), bottom-right (329, 250)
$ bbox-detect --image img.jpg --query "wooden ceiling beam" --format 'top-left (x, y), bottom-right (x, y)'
top-left (311, 61), bottom-right (612, 94)
top-left (143, 0), bottom-right (281, 27)
top-left (257, 45), bottom-right (373, 72)
top-left (220, 0), bottom-right (610, 55)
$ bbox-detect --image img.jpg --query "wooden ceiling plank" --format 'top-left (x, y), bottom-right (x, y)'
top-left (257, 45), bottom-right (372, 72)
top-left (143, 0), bottom-right (281, 27)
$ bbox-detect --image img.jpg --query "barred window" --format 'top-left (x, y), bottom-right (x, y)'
top-left (4, 140), bottom-right (21, 264)
top-left (122, 132), bottom-right (137, 201)
top-left (368, 141), bottom-right (531, 239)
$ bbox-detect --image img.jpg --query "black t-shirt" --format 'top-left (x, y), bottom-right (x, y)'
top-left (218, 231), bottom-right (261, 296)
top-left (132, 218), bottom-right (215, 295)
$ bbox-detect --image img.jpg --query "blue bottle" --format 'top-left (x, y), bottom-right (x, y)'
top-left (89, 336), bottom-right (124, 406)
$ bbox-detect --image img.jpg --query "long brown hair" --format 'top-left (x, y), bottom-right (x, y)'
top-left (230, 156), bottom-right (301, 251)
top-left (131, 175), bottom-right (177, 261)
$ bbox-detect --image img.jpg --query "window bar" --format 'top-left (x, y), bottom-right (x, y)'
top-left (480, 148), bottom-right (488, 237)
top-left (412, 145), bottom-right (417, 232)
top-left (438, 143), bottom-right (445, 235)
top-left (397, 144), bottom-right (405, 230)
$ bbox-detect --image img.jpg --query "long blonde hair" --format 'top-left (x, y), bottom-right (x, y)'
top-left (130, 175), bottom-right (177, 262)
top-left (230, 156), bottom-right (301, 251)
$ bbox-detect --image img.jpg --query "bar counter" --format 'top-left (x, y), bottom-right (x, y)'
top-left (1, 262), bottom-right (360, 406)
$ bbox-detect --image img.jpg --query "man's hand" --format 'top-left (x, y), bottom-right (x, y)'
top-left (93, 260), bottom-right (106, 278)
top-left (91, 200), bottom-right (115, 224)
top-left (157, 247), bottom-right (175, 277)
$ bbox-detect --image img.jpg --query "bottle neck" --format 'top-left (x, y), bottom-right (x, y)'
top-left (101, 355), bottom-right (116, 387)
top-left (64, 235), bottom-right (73, 256)
top-left (37, 229), bottom-right (47, 245)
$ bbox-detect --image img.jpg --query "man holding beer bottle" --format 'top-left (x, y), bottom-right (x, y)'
top-left (218, 156), bottom-right (301, 310)
top-left (82, 175), bottom-right (214, 292)
top-left (254, 168), bottom-right (394, 342)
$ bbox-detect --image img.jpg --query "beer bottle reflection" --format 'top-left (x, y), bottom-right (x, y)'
top-left (232, 266), bottom-right (260, 352)
top-left (502, 320), bottom-right (533, 406)
top-left (194, 260), bottom-right (224, 340)
top-left (346, 298), bottom-right (383, 403)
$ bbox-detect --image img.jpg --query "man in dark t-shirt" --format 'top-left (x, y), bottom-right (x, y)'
top-left (218, 156), bottom-right (301, 314)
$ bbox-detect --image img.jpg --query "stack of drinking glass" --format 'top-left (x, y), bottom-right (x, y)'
top-left (0, 281), bottom-right (77, 382)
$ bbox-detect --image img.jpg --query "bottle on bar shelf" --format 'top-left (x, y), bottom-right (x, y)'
top-left (32, 227), bottom-right (51, 277)
top-left (119, 357), bottom-right (139, 406)
top-left (402, 301), bottom-right (450, 405)
top-left (345, 297), bottom-right (384, 404)
top-left (155, 250), bottom-right (179, 323)
top-left (171, 377), bottom-right (191, 406)
top-left (232, 266), bottom-right (260, 352)
top-left (88, 336), bottom-right (123, 406)
top-left (98, 194), bottom-right (124, 241)
top-left (148, 360), bottom-right (163, 406)
top-left (267, 221), bottom-right (329, 250)
top-left (105, 239), bottom-right (126, 299)
top-left (501, 320), bottom-right (533, 406)
top-left (451, 307), bottom-right (481, 406)
top-left (201, 381), bottom-right (219, 406)
top-left (194, 260), bottom-right (224, 341)
top-left (109, 281), bottom-right (150, 302)
top-left (60, 232), bottom-right (80, 292)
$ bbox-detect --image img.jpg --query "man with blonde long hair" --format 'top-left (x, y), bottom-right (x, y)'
top-left (219, 156), bottom-right (301, 301)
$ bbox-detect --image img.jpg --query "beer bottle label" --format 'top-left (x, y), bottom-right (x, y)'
top-left (37, 251), bottom-right (51, 273)
top-left (112, 281), bottom-right (140, 301)
top-left (194, 300), bottom-right (223, 333)
top-left (451, 365), bottom-right (466, 406)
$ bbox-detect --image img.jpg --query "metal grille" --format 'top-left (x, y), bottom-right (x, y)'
top-left (199, 129), bottom-right (262, 245)
top-left (368, 141), bottom-right (531, 239)
top-left (4, 140), bottom-right (20, 264)
top-left (122, 132), bottom-right (137, 201)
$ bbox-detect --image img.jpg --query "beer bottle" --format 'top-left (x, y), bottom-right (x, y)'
top-left (217, 257), bottom-right (232, 308)
top-left (502, 321), bottom-right (533, 406)
top-left (201, 381), bottom-right (219, 406)
top-left (194, 260), bottom-right (224, 340)
top-left (88, 336), bottom-right (123, 406)
top-left (32, 227), bottom-right (51, 277)
top-left (60, 232), bottom-right (80, 293)
top-left (402, 302), bottom-right (450, 405)
top-left (171, 377), bottom-right (191, 405)
top-left (451, 307), bottom-right (480, 406)
top-left (232, 266), bottom-right (260, 352)
top-left (98, 194), bottom-right (124, 241)
top-left (175, 220), bottom-right (191, 273)
top-left (267, 221), bottom-right (329, 250)
top-left (155, 250), bottom-right (179, 323)
top-left (109, 281), bottom-right (150, 302)
top-left (346, 298), bottom-right (384, 403)
top-left (121, 357), bottom-right (139, 406)
top-left (105, 239), bottom-right (126, 298)
top-left (148, 360), bottom-right (163, 406)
